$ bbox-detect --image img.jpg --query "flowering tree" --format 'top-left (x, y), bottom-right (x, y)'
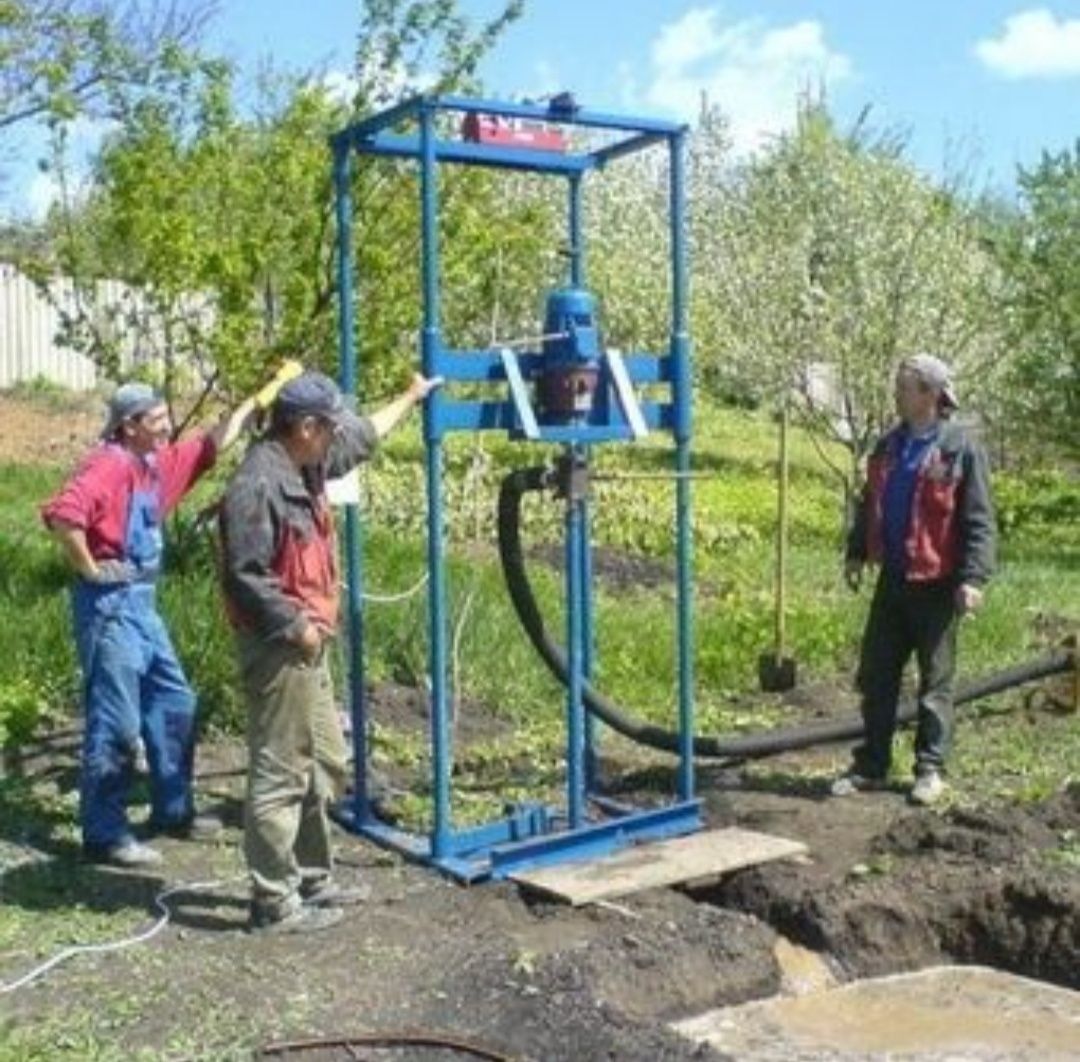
top-left (700, 104), bottom-right (1003, 502)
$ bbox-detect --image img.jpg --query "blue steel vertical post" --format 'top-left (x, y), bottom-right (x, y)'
top-left (566, 479), bottom-right (585, 829)
top-left (670, 129), bottom-right (695, 802)
top-left (420, 104), bottom-right (451, 857)
top-left (568, 174), bottom-right (598, 793)
top-left (568, 173), bottom-right (584, 288)
top-left (334, 142), bottom-right (370, 824)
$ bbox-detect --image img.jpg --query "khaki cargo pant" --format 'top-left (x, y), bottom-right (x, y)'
top-left (236, 633), bottom-right (348, 916)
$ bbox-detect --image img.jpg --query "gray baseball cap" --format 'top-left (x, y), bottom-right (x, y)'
top-left (101, 382), bottom-right (164, 439)
top-left (273, 371), bottom-right (351, 424)
top-left (900, 353), bottom-right (959, 409)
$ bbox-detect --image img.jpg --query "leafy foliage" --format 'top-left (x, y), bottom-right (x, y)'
top-left (700, 103), bottom-right (1003, 500)
top-left (18, 0), bottom-right (543, 414)
top-left (0, 0), bottom-right (211, 133)
top-left (991, 142), bottom-right (1080, 457)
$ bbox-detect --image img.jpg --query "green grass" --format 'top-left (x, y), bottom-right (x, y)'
top-left (1, 400), bottom-right (1078, 810)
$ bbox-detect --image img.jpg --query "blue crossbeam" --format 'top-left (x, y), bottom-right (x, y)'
top-left (335, 799), bottom-right (702, 883)
top-left (433, 350), bottom-right (673, 384)
top-left (435, 94), bottom-right (685, 136)
top-left (430, 399), bottom-right (670, 437)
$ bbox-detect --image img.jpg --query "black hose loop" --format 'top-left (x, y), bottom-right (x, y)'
top-left (496, 467), bottom-right (1072, 763)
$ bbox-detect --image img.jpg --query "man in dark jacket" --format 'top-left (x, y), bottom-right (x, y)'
top-left (834, 353), bottom-right (996, 806)
top-left (219, 369), bottom-right (439, 934)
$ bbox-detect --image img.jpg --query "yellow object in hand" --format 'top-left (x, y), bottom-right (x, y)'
top-left (253, 359), bottom-right (304, 410)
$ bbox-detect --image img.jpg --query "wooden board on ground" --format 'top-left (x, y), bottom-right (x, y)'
top-left (511, 827), bottom-right (808, 906)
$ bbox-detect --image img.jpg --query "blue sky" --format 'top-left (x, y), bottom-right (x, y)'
top-left (210, 0), bottom-right (1080, 179)
top-left (5, 2), bottom-right (1080, 217)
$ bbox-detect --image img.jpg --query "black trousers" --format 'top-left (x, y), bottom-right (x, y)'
top-left (853, 573), bottom-right (960, 778)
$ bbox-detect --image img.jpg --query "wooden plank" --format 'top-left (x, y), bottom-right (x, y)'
top-left (511, 827), bottom-right (808, 905)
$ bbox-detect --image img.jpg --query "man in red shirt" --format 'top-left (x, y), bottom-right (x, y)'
top-left (42, 381), bottom-right (260, 866)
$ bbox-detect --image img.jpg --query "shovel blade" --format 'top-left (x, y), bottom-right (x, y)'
top-left (758, 653), bottom-right (797, 692)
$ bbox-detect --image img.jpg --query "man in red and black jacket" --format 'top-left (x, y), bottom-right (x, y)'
top-left (219, 368), bottom-right (440, 935)
top-left (834, 354), bottom-right (996, 806)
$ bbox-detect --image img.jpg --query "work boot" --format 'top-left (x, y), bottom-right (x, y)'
top-left (301, 878), bottom-right (372, 908)
top-left (148, 811), bottom-right (224, 841)
top-left (83, 839), bottom-right (164, 868)
top-left (248, 901), bottom-right (345, 935)
top-left (909, 769), bottom-right (947, 807)
top-left (830, 771), bottom-right (888, 797)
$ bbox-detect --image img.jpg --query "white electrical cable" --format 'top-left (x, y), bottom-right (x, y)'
top-left (0, 874), bottom-right (245, 995)
top-left (357, 572), bottom-right (429, 604)
top-left (451, 584), bottom-right (478, 725)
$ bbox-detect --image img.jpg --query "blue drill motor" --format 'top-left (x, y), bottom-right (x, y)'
top-left (537, 287), bottom-right (601, 423)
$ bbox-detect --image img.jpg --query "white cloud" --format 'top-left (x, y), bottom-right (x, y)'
top-left (321, 69), bottom-right (358, 105)
top-left (3, 115), bottom-right (112, 221)
top-left (642, 7), bottom-right (852, 154)
top-left (974, 8), bottom-right (1080, 79)
top-left (26, 172), bottom-right (61, 220)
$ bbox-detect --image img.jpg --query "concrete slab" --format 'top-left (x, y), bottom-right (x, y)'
top-left (510, 827), bottom-right (807, 905)
top-left (673, 964), bottom-right (1080, 1061)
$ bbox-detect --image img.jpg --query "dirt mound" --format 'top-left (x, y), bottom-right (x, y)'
top-left (702, 790), bottom-right (1080, 990)
top-left (415, 889), bottom-right (777, 1061)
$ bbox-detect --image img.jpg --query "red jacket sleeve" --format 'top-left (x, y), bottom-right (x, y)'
top-left (41, 447), bottom-right (123, 532)
top-left (156, 433), bottom-right (217, 515)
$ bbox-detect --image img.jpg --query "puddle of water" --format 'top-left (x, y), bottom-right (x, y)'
top-left (674, 965), bottom-right (1080, 1061)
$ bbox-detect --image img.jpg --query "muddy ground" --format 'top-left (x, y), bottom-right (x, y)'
top-left (3, 691), bottom-right (1079, 1062)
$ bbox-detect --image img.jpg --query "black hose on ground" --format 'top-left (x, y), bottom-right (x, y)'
top-left (497, 465), bottom-right (1073, 764)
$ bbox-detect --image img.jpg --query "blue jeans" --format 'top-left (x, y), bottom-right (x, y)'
top-left (73, 583), bottom-right (196, 847)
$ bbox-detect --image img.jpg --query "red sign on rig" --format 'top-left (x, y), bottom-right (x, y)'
top-left (461, 113), bottom-right (568, 153)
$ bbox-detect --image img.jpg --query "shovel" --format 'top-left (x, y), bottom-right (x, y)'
top-left (758, 400), bottom-right (798, 692)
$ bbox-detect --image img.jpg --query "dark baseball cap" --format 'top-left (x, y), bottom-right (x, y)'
top-left (273, 371), bottom-right (350, 424)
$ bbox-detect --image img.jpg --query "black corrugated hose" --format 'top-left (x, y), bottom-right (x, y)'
top-left (497, 465), bottom-right (1073, 764)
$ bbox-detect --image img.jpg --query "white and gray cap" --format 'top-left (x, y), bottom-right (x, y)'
top-left (900, 353), bottom-right (959, 410)
top-left (101, 382), bottom-right (164, 439)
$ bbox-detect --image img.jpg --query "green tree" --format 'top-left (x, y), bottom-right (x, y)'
top-left (22, 0), bottom-right (549, 414)
top-left (994, 142), bottom-right (1080, 457)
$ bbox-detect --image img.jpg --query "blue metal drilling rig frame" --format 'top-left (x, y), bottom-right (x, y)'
top-left (329, 94), bottom-right (701, 882)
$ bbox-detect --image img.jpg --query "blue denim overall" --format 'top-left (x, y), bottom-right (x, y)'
top-left (72, 464), bottom-right (196, 848)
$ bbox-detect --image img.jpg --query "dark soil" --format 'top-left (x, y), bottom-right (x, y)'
top-left (3, 682), bottom-right (1079, 1060)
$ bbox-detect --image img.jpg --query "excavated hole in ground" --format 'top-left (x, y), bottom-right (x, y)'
top-left (684, 785), bottom-right (1080, 993)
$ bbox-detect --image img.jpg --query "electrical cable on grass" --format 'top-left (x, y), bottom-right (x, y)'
top-left (0, 874), bottom-right (246, 995)
top-left (361, 571), bottom-right (429, 604)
